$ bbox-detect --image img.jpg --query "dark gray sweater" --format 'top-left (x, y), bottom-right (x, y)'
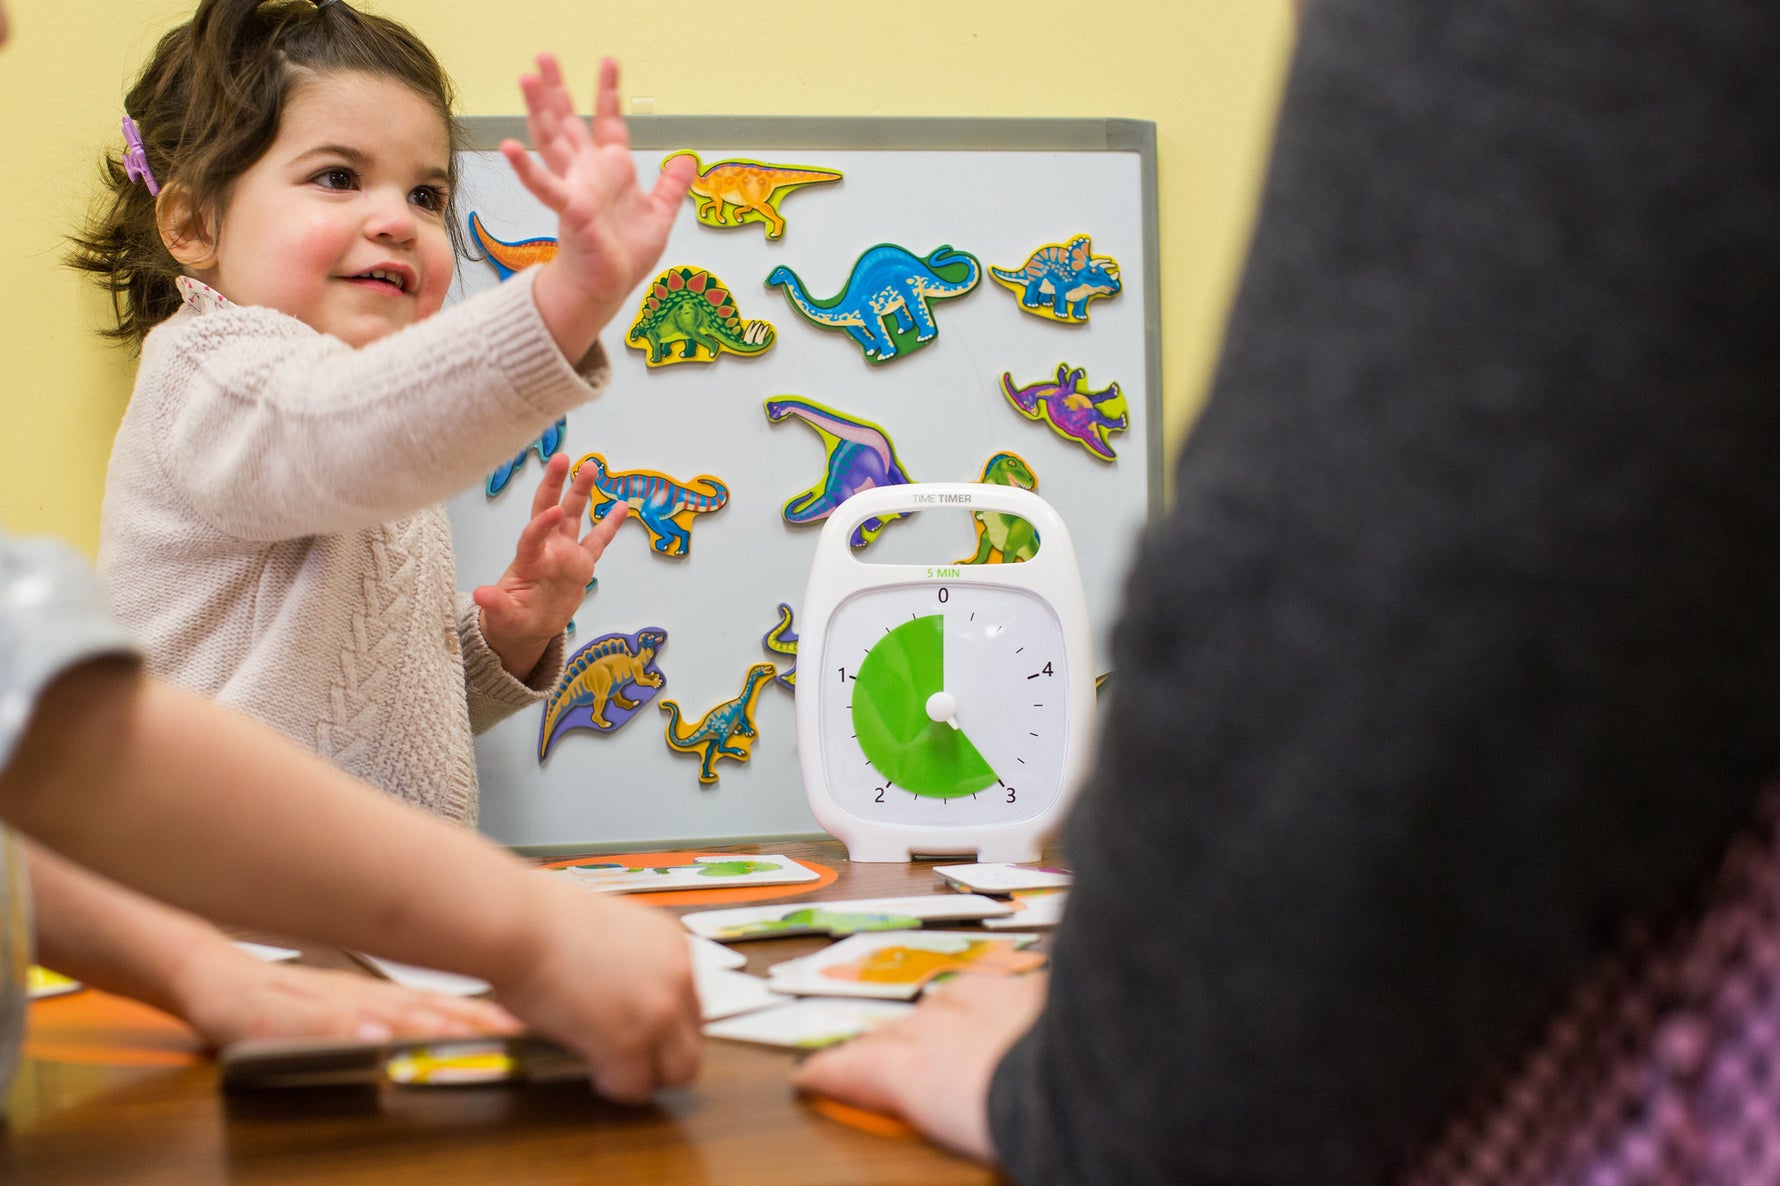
top-left (988, 1), bottom-right (1780, 1181)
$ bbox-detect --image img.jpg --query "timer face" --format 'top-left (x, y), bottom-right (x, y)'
top-left (817, 580), bottom-right (1071, 826)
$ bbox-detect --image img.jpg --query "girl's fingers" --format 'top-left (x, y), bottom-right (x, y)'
top-left (592, 57), bottom-right (627, 150)
top-left (537, 54), bottom-right (580, 131)
top-left (651, 151), bottom-right (698, 212)
top-left (500, 141), bottom-right (568, 210)
top-left (531, 453), bottom-right (570, 518)
top-left (557, 459), bottom-right (597, 528)
top-left (579, 502), bottom-right (626, 561)
top-left (514, 504), bottom-right (566, 561)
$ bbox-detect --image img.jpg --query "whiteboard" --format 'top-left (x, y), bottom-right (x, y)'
top-left (445, 116), bottom-right (1160, 854)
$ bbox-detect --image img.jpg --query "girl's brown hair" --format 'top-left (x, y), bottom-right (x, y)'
top-left (69, 0), bottom-right (463, 346)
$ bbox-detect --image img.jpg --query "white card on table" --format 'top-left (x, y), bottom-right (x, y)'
top-left (766, 931), bottom-right (1046, 1000)
top-left (687, 933), bottom-right (748, 971)
top-left (981, 888), bottom-right (1069, 929)
top-left (680, 894), bottom-right (1012, 942)
top-left (703, 998), bottom-right (915, 1049)
top-left (695, 967), bottom-right (790, 1022)
top-left (933, 862), bottom-right (1073, 895)
top-left (355, 955), bottom-right (491, 997)
top-left (234, 940), bottom-right (302, 963)
top-left (551, 854), bottom-right (819, 894)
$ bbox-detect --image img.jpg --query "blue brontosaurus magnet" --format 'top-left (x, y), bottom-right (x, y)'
top-left (991, 235), bottom-right (1121, 324)
top-left (538, 627), bottom-right (669, 760)
top-left (659, 662), bottom-right (778, 785)
top-left (766, 243), bottom-right (980, 364)
top-left (763, 397), bottom-right (914, 549)
top-left (1000, 363), bottom-right (1129, 462)
top-left (762, 603), bottom-right (799, 690)
top-left (571, 454), bottom-right (730, 557)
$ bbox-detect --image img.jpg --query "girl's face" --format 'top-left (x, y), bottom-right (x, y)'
top-left (192, 71), bottom-right (454, 348)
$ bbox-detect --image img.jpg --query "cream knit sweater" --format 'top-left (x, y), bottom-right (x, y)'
top-left (97, 270), bottom-right (606, 824)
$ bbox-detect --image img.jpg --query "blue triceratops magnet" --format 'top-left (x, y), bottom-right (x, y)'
top-left (991, 235), bottom-right (1121, 323)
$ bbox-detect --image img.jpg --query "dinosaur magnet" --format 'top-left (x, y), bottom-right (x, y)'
top-left (766, 243), bottom-right (980, 365)
top-left (627, 266), bottom-right (775, 366)
top-left (958, 452), bottom-right (1041, 564)
top-left (664, 151), bottom-right (842, 239)
top-left (1000, 363), bottom-right (1129, 462)
top-left (763, 398), bottom-right (914, 549)
top-left (468, 212), bottom-right (558, 278)
top-left (659, 662), bottom-right (778, 785)
top-left (571, 454), bottom-right (729, 558)
top-left (762, 602), bottom-right (799, 690)
top-left (486, 416), bottom-right (568, 498)
top-left (537, 626), bottom-right (669, 760)
top-left (990, 235), bottom-right (1121, 324)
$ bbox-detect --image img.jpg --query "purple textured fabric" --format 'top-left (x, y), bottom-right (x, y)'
top-left (1402, 790), bottom-right (1780, 1186)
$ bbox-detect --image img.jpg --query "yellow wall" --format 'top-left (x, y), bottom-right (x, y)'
top-left (0, 0), bottom-right (1293, 553)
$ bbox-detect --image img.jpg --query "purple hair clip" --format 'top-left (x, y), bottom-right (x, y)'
top-left (121, 115), bottom-right (160, 197)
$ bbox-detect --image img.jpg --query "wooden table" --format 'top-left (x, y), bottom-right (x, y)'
top-left (2, 840), bottom-right (1028, 1185)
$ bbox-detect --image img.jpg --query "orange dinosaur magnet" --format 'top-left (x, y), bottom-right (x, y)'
top-left (468, 211), bottom-right (558, 278)
top-left (665, 151), bottom-right (842, 239)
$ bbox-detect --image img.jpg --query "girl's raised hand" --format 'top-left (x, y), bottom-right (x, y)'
top-left (501, 55), bottom-right (695, 364)
top-left (474, 452), bottom-right (626, 681)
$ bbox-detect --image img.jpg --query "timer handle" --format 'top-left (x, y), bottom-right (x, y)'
top-left (820, 482), bottom-right (1073, 569)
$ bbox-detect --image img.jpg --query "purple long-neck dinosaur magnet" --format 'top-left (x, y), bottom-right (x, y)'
top-left (763, 397), bottom-right (914, 548)
top-left (999, 363), bottom-right (1129, 462)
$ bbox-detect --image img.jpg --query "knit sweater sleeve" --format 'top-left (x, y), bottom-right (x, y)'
top-left (134, 270), bottom-right (611, 542)
top-left (456, 593), bottom-right (567, 735)
top-left (987, 0), bottom-right (1780, 1183)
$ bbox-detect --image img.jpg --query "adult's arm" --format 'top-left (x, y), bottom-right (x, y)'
top-left (986, 0), bottom-right (1780, 1181)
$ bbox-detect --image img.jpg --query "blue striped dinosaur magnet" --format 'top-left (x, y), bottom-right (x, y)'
top-left (571, 454), bottom-right (729, 558)
top-left (665, 151), bottom-right (842, 239)
top-left (486, 416), bottom-right (567, 498)
top-left (765, 243), bottom-right (981, 365)
top-left (763, 398), bottom-right (914, 549)
top-left (659, 662), bottom-right (778, 786)
top-left (1000, 363), bottom-right (1129, 462)
top-left (958, 452), bottom-right (1041, 565)
top-left (990, 235), bottom-right (1121, 324)
top-left (538, 627), bottom-right (668, 760)
top-left (468, 211), bottom-right (557, 278)
top-left (762, 603), bottom-right (799, 690)
top-left (627, 266), bottom-right (776, 366)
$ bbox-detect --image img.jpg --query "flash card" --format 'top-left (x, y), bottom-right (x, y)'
top-left (767, 931), bottom-right (1046, 1000)
top-left (220, 1034), bottom-right (583, 1090)
top-left (703, 998), bottom-right (915, 1050)
top-left (933, 862), bottom-right (1073, 895)
top-left (981, 888), bottom-right (1069, 929)
top-left (552, 854), bottom-right (819, 894)
top-left (696, 967), bottom-right (790, 1022)
top-left (680, 894), bottom-right (1012, 942)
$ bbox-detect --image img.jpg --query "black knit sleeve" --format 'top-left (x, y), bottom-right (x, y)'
top-left (988, 0), bottom-right (1780, 1181)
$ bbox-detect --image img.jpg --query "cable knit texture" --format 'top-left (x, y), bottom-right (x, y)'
top-left (97, 271), bottom-right (604, 824)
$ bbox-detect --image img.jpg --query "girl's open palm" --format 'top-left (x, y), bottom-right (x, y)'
top-left (501, 55), bottom-right (695, 358)
top-left (474, 453), bottom-right (625, 680)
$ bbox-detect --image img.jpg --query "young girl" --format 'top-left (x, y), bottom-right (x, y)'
top-left (77, 0), bottom-right (693, 824)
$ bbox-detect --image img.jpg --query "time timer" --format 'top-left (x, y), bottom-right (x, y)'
top-left (794, 483), bottom-right (1095, 861)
